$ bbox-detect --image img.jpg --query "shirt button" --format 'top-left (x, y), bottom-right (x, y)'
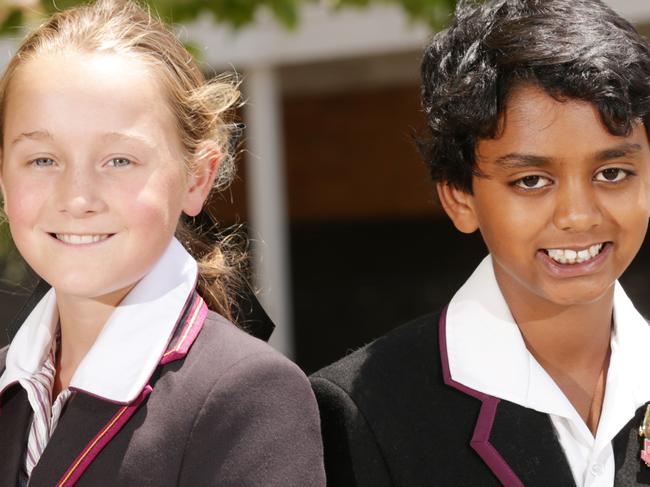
top-left (590, 463), bottom-right (603, 476)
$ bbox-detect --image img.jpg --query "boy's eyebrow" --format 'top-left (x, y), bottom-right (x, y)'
top-left (11, 130), bottom-right (53, 146)
top-left (493, 153), bottom-right (551, 169)
top-left (593, 142), bottom-right (642, 162)
top-left (493, 142), bottom-right (643, 169)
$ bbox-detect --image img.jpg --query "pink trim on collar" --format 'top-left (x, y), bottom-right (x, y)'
top-left (55, 385), bottom-right (153, 487)
top-left (160, 294), bottom-right (208, 365)
top-left (439, 306), bottom-right (524, 487)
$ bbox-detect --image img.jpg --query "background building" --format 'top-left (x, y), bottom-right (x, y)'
top-left (1, 0), bottom-right (649, 373)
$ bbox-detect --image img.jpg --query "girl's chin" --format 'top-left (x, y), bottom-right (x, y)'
top-left (50, 281), bottom-right (136, 306)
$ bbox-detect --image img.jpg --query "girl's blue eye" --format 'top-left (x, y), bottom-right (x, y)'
top-left (32, 158), bottom-right (55, 167)
top-left (514, 175), bottom-right (552, 190)
top-left (107, 158), bottom-right (132, 167)
top-left (594, 168), bottom-right (630, 182)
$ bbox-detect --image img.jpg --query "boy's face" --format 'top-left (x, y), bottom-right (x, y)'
top-left (440, 84), bottom-right (650, 310)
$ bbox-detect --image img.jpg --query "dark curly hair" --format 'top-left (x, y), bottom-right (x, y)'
top-left (419, 0), bottom-right (650, 193)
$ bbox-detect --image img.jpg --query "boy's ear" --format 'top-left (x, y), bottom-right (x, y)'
top-left (182, 141), bottom-right (221, 217)
top-left (436, 182), bottom-right (479, 234)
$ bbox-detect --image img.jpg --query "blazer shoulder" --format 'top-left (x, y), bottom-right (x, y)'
top-left (187, 310), bottom-right (309, 387)
top-left (311, 311), bottom-right (441, 394)
top-left (178, 312), bottom-right (326, 486)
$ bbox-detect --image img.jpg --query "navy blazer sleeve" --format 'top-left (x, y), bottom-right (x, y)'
top-left (180, 352), bottom-right (326, 487)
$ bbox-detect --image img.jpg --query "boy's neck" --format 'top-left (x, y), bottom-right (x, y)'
top-left (496, 272), bottom-right (614, 435)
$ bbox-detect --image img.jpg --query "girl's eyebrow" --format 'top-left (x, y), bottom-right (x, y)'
top-left (101, 131), bottom-right (156, 149)
top-left (11, 130), bottom-right (155, 149)
top-left (11, 130), bottom-right (53, 146)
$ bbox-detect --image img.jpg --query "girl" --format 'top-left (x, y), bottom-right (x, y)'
top-left (0, 1), bottom-right (325, 486)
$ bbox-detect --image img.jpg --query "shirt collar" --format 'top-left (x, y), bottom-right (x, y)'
top-left (0, 237), bottom-right (198, 404)
top-left (446, 255), bottom-right (650, 431)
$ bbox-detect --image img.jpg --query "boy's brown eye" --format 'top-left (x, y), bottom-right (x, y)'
top-left (521, 176), bottom-right (541, 187)
top-left (513, 174), bottom-right (552, 190)
top-left (601, 168), bottom-right (621, 181)
top-left (594, 167), bottom-right (630, 183)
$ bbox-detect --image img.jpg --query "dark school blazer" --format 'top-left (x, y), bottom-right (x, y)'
top-left (0, 291), bottom-right (326, 487)
top-left (310, 309), bottom-right (650, 486)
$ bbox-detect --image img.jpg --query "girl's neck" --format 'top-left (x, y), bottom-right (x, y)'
top-left (53, 285), bottom-right (135, 397)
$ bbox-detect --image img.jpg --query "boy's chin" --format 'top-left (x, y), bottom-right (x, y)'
top-left (534, 279), bottom-right (615, 308)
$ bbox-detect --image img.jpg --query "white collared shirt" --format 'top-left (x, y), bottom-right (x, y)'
top-left (0, 236), bottom-right (198, 405)
top-left (446, 255), bottom-right (650, 487)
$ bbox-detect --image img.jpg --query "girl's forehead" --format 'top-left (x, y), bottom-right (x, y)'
top-left (14, 50), bottom-right (160, 93)
top-left (5, 51), bottom-right (176, 142)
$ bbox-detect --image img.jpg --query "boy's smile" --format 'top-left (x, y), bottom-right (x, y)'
top-left (442, 84), bottom-right (650, 311)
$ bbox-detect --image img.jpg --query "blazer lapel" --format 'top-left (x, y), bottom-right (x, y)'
top-left (488, 400), bottom-right (576, 486)
top-left (29, 291), bottom-right (208, 487)
top-left (28, 387), bottom-right (152, 487)
top-left (0, 386), bottom-right (32, 486)
top-left (438, 308), bottom-right (575, 487)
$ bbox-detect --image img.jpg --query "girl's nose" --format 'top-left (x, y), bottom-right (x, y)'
top-left (56, 167), bottom-right (107, 217)
top-left (553, 181), bottom-right (603, 232)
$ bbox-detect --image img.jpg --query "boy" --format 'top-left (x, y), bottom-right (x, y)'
top-left (311, 0), bottom-right (650, 485)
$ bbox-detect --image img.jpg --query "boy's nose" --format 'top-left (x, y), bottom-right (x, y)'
top-left (553, 183), bottom-right (602, 232)
top-left (56, 168), bottom-right (107, 217)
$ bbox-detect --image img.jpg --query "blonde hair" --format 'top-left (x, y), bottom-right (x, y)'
top-left (0, 0), bottom-right (244, 321)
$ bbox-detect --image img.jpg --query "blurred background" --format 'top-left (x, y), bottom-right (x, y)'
top-left (1, 0), bottom-right (649, 373)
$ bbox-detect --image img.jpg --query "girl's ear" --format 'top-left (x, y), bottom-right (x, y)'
top-left (436, 182), bottom-right (479, 234)
top-left (182, 141), bottom-right (221, 217)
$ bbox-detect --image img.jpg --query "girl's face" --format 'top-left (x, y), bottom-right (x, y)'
top-left (0, 52), bottom-right (207, 303)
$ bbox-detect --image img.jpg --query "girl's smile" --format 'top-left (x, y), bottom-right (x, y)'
top-left (49, 233), bottom-right (115, 246)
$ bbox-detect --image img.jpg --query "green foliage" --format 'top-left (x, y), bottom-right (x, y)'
top-left (0, 8), bottom-right (24, 36)
top-left (0, 0), bottom-right (456, 32)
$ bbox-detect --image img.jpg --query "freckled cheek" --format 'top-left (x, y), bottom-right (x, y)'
top-left (3, 187), bottom-right (49, 230)
top-left (119, 178), bottom-right (185, 234)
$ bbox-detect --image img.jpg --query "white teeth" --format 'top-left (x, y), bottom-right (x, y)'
top-left (577, 249), bottom-right (590, 261)
top-left (546, 243), bottom-right (604, 265)
top-left (55, 234), bottom-right (110, 245)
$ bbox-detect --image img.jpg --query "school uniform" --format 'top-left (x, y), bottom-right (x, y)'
top-left (311, 255), bottom-right (650, 486)
top-left (0, 238), bottom-right (326, 487)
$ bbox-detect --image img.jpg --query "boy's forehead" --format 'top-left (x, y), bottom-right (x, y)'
top-left (477, 84), bottom-right (650, 163)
